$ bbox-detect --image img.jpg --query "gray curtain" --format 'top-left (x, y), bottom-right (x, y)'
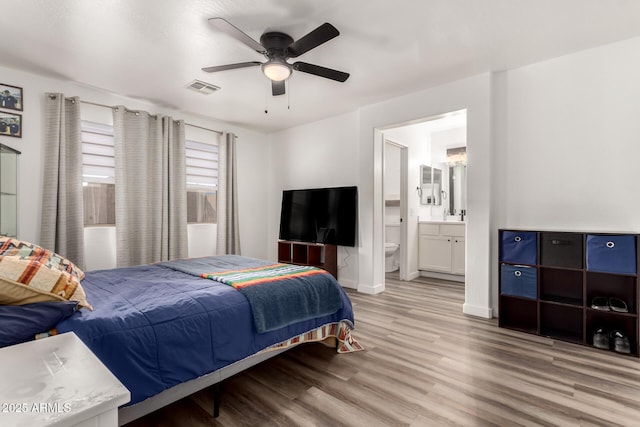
top-left (216, 132), bottom-right (241, 255)
top-left (113, 107), bottom-right (187, 267)
top-left (41, 93), bottom-right (85, 269)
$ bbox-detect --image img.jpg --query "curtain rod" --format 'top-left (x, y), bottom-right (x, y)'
top-left (184, 122), bottom-right (223, 135)
top-left (51, 97), bottom-right (223, 135)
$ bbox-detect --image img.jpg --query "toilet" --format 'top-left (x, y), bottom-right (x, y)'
top-left (385, 224), bottom-right (400, 272)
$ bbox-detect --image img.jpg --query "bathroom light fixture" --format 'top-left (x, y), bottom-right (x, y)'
top-left (261, 60), bottom-right (291, 81)
top-left (446, 147), bottom-right (467, 165)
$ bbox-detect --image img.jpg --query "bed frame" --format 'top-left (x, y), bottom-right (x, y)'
top-left (118, 346), bottom-right (291, 425)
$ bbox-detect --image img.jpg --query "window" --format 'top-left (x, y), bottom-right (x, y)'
top-left (81, 121), bottom-right (115, 226)
top-left (81, 121), bottom-right (218, 226)
top-left (186, 139), bottom-right (218, 224)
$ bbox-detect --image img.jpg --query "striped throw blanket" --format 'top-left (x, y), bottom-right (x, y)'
top-left (160, 256), bottom-right (343, 333)
top-left (201, 263), bottom-right (328, 289)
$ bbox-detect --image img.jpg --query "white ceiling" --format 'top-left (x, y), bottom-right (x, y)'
top-left (2, 0), bottom-right (640, 133)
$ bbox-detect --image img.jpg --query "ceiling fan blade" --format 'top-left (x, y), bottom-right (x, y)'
top-left (202, 61), bottom-right (261, 73)
top-left (287, 23), bottom-right (339, 58)
top-left (272, 80), bottom-right (286, 96)
top-left (293, 62), bottom-right (349, 82)
top-left (208, 17), bottom-right (266, 54)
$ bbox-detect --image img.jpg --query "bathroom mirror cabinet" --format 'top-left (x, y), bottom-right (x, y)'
top-left (420, 164), bottom-right (442, 205)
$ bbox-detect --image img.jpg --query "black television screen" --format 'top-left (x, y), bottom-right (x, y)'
top-left (279, 186), bottom-right (358, 247)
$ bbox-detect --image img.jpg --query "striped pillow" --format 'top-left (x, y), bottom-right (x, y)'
top-left (0, 237), bottom-right (91, 310)
top-left (0, 236), bottom-right (85, 280)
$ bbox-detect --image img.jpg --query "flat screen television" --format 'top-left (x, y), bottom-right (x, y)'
top-left (279, 186), bottom-right (358, 247)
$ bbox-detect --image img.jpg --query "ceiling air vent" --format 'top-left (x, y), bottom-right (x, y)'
top-left (186, 79), bottom-right (220, 95)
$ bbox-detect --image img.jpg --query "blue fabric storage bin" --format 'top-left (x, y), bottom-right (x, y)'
top-left (500, 231), bottom-right (538, 265)
top-left (586, 235), bottom-right (637, 275)
top-left (501, 264), bottom-right (537, 299)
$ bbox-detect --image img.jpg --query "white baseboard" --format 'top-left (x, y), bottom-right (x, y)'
top-left (419, 270), bottom-right (465, 283)
top-left (463, 303), bottom-right (493, 319)
top-left (338, 278), bottom-right (357, 289)
top-left (357, 282), bottom-right (385, 294)
top-left (405, 270), bottom-right (420, 281)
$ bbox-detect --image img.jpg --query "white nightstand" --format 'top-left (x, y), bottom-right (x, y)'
top-left (0, 332), bottom-right (130, 426)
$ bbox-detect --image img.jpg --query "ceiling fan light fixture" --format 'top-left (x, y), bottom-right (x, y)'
top-left (262, 61), bottom-right (291, 81)
top-left (205, 20), bottom-right (348, 96)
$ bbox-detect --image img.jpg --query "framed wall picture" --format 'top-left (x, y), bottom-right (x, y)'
top-left (0, 112), bottom-right (22, 138)
top-left (0, 83), bottom-right (23, 111)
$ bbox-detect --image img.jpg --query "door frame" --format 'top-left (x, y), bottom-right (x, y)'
top-left (376, 109), bottom-right (469, 285)
top-left (383, 139), bottom-right (409, 280)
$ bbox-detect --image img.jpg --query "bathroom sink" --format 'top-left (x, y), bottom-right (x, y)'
top-left (445, 216), bottom-right (462, 222)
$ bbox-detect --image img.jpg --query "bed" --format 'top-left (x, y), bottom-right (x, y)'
top-left (49, 254), bottom-right (360, 425)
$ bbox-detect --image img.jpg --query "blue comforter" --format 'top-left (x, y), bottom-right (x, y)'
top-left (56, 256), bottom-right (354, 406)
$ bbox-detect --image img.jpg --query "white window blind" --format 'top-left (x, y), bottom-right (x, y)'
top-left (81, 121), bottom-right (115, 184)
top-left (186, 139), bottom-right (218, 190)
top-left (81, 124), bottom-right (219, 189)
top-left (80, 121), bottom-right (218, 225)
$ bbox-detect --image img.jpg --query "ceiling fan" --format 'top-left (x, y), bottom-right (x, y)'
top-left (202, 18), bottom-right (350, 96)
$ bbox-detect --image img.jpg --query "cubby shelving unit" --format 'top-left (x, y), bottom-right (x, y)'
top-left (499, 229), bottom-right (639, 357)
top-left (277, 240), bottom-right (338, 279)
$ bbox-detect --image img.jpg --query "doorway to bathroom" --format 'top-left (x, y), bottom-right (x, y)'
top-left (383, 140), bottom-right (407, 280)
top-left (381, 109), bottom-right (467, 285)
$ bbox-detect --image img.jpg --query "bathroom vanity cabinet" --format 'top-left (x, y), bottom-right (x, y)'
top-left (418, 222), bottom-right (465, 276)
top-left (499, 229), bottom-right (639, 357)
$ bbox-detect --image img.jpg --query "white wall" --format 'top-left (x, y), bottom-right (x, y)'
top-left (0, 64), bottom-right (269, 269)
top-left (491, 35), bottom-right (640, 309)
top-left (267, 111), bottom-right (360, 288)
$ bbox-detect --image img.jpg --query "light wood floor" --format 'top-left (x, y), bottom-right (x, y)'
top-left (125, 276), bottom-right (640, 426)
